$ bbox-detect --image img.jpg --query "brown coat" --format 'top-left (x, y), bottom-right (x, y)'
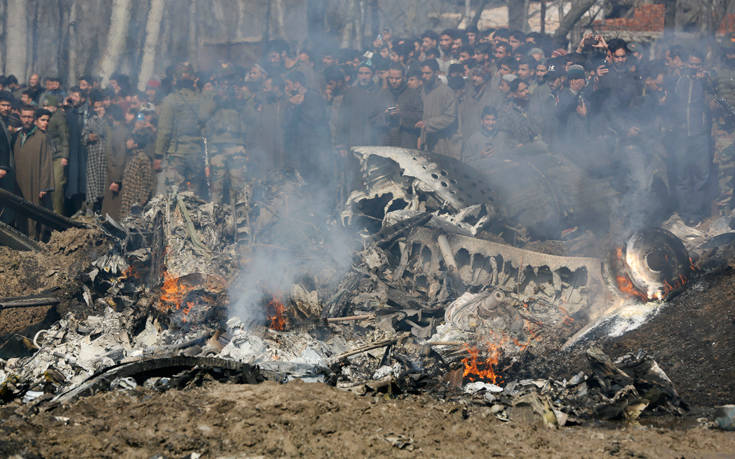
top-left (13, 127), bottom-right (54, 238)
top-left (102, 124), bottom-right (130, 220)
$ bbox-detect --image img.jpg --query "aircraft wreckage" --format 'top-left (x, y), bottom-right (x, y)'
top-left (333, 146), bottom-right (695, 350)
top-left (1, 145), bottom-right (729, 424)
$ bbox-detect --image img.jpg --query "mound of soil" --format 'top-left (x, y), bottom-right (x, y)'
top-left (604, 270), bottom-right (735, 407)
top-left (0, 227), bottom-right (106, 338)
top-left (1, 380), bottom-right (733, 458)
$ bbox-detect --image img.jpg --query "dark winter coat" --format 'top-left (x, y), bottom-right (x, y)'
top-left (378, 83), bottom-right (423, 149)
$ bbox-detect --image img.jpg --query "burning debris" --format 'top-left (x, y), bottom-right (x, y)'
top-left (0, 146), bottom-right (734, 429)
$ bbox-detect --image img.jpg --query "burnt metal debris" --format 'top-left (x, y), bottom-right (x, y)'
top-left (0, 146), bottom-right (728, 427)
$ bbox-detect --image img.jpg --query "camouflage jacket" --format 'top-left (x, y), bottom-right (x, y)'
top-left (154, 88), bottom-right (203, 159)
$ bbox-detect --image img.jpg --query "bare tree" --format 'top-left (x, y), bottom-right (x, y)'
top-left (66, 0), bottom-right (79, 85)
top-left (5, 0), bottom-right (28, 81)
top-left (508, 0), bottom-right (530, 32)
top-left (188, 0), bottom-right (199, 64)
top-left (468, 0), bottom-right (492, 29)
top-left (138, 0), bottom-right (165, 91)
top-left (554, 0), bottom-right (597, 40)
top-left (273, 0), bottom-right (286, 38)
top-left (341, 0), bottom-right (361, 48)
top-left (98, 0), bottom-right (132, 84)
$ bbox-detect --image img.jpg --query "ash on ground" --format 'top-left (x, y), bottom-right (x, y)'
top-left (1, 149), bottom-right (734, 437)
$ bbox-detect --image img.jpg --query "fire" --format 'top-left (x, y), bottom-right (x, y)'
top-left (266, 296), bottom-right (288, 331)
top-left (462, 343), bottom-right (501, 384)
top-left (615, 274), bottom-right (650, 301)
top-left (689, 256), bottom-right (699, 272)
top-left (662, 274), bottom-right (687, 298)
top-left (615, 247), bottom-right (650, 301)
top-left (159, 270), bottom-right (196, 313)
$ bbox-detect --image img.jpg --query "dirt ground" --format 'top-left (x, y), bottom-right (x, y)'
top-left (604, 269), bottom-right (735, 407)
top-left (2, 230), bottom-right (735, 456)
top-left (0, 226), bottom-right (103, 339)
top-left (0, 380), bottom-right (733, 458)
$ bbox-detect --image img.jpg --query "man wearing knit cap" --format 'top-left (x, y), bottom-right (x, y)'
top-left (555, 64), bottom-right (589, 146)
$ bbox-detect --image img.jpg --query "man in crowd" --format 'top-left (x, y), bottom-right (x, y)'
top-left (13, 107), bottom-right (54, 239)
top-left (0, 92), bottom-right (16, 225)
top-left (283, 70), bottom-right (331, 186)
top-left (379, 64), bottom-right (423, 148)
top-left (155, 62), bottom-right (206, 196)
top-left (463, 106), bottom-right (499, 166)
top-left (40, 94), bottom-right (69, 215)
top-left (23, 74), bottom-right (44, 103)
top-left (416, 59), bottom-right (458, 158)
top-left (83, 90), bottom-right (110, 213)
top-left (3, 27), bottom-right (729, 230)
top-left (64, 86), bottom-right (88, 215)
top-left (338, 61), bottom-right (381, 148)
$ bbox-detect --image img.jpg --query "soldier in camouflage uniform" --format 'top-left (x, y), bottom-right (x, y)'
top-left (154, 63), bottom-right (206, 197)
top-left (202, 72), bottom-right (248, 200)
top-left (199, 69), bottom-right (252, 241)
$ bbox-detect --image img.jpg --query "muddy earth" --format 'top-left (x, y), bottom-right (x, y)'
top-left (0, 273), bottom-right (733, 457)
top-left (1, 380), bottom-right (734, 458)
top-left (1, 215), bottom-right (735, 456)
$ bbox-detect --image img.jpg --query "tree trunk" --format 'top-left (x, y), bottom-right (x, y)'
top-left (0, 0), bottom-right (5, 75)
top-left (341, 0), bottom-right (360, 48)
top-left (540, 0), bottom-right (546, 34)
top-left (137, 0), bottom-right (164, 91)
top-left (370, 0), bottom-right (379, 38)
top-left (357, 0), bottom-right (365, 49)
top-left (5, 0), bottom-right (29, 81)
top-left (98, 0), bottom-right (132, 84)
top-left (188, 0), bottom-right (198, 65)
top-left (468, 0), bottom-right (491, 29)
top-left (554, 0), bottom-right (597, 40)
top-left (508, 0), bottom-right (530, 32)
top-left (273, 0), bottom-right (285, 39)
top-left (307, 0), bottom-right (327, 47)
top-left (66, 0), bottom-right (78, 85)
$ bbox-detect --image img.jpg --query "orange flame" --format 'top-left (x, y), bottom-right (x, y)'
top-left (615, 274), bottom-right (650, 301)
top-left (159, 270), bottom-right (197, 313)
top-left (266, 296), bottom-right (288, 331)
top-left (462, 343), bottom-right (501, 384)
top-left (689, 256), bottom-right (699, 272)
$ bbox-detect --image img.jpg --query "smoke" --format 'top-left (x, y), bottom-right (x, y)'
top-left (227, 177), bottom-right (358, 327)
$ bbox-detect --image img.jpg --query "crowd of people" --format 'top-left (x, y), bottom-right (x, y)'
top-left (1, 24), bottom-right (733, 241)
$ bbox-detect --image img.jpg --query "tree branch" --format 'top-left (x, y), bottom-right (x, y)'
top-left (553, 0), bottom-right (597, 40)
top-left (469, 0), bottom-right (492, 29)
